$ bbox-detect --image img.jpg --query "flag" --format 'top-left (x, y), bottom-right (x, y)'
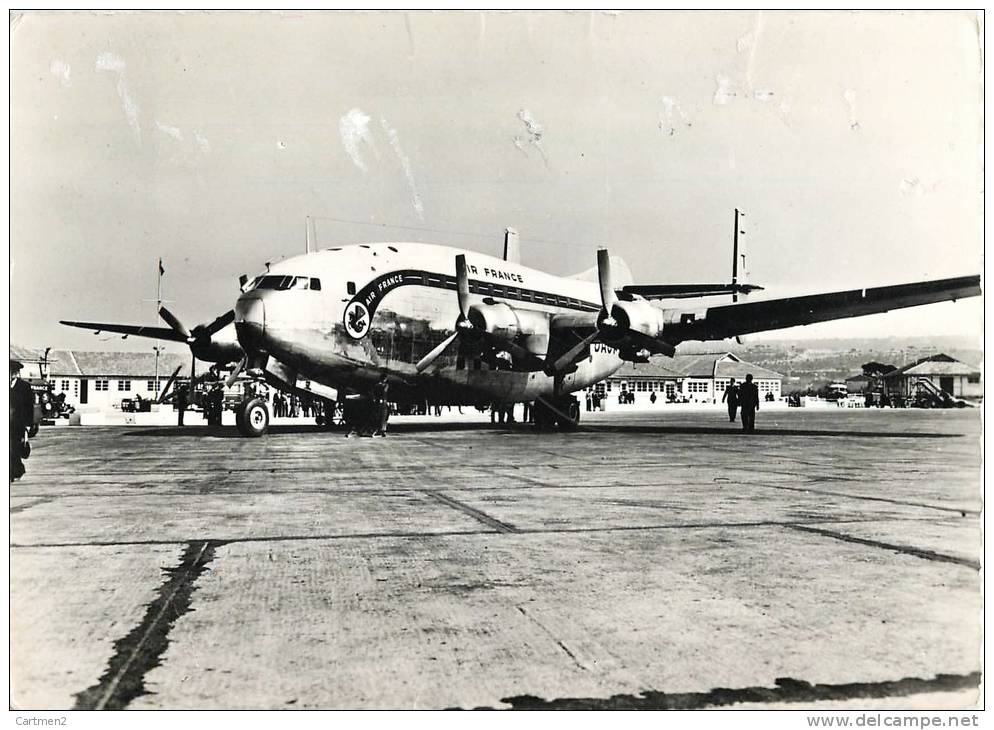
top-left (158, 258), bottom-right (165, 276)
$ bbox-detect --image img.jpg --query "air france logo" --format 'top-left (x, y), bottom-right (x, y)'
top-left (344, 301), bottom-right (370, 339)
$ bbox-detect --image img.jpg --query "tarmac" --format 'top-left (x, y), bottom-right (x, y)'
top-left (9, 406), bottom-right (983, 710)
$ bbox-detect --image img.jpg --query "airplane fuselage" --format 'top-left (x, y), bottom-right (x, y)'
top-left (234, 242), bottom-right (627, 405)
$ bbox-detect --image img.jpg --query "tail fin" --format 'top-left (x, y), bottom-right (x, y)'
top-left (568, 255), bottom-right (634, 288)
top-left (503, 227), bottom-right (520, 264)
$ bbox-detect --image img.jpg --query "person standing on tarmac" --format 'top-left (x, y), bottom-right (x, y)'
top-left (10, 360), bottom-right (35, 482)
top-left (176, 383), bottom-right (188, 426)
top-left (722, 378), bottom-right (739, 422)
top-left (372, 373), bottom-right (390, 437)
top-left (738, 374), bottom-right (760, 433)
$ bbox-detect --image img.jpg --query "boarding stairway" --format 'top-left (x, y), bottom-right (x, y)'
top-left (911, 378), bottom-right (972, 408)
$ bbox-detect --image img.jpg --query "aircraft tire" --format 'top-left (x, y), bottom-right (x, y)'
top-left (236, 397), bottom-right (270, 437)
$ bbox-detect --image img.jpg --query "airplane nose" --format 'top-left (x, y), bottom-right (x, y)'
top-left (235, 295), bottom-right (265, 350)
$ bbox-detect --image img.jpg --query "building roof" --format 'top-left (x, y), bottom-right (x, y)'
top-left (43, 350), bottom-right (190, 378)
top-left (10, 346), bottom-right (83, 375)
top-left (615, 353), bottom-right (783, 381)
top-left (882, 353), bottom-right (980, 379)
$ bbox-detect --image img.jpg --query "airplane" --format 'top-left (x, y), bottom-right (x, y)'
top-left (63, 221), bottom-right (981, 437)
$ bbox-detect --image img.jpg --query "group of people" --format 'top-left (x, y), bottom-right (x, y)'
top-left (489, 402), bottom-right (516, 424)
top-left (272, 392), bottom-right (316, 419)
top-left (721, 374), bottom-right (761, 432)
top-left (584, 392), bottom-right (604, 411)
top-left (344, 374), bottom-right (390, 438)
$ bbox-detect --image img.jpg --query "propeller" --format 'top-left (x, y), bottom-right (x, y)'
top-left (156, 365), bottom-right (183, 405)
top-left (159, 306), bottom-right (234, 350)
top-left (549, 248), bottom-right (619, 373)
top-left (415, 255), bottom-right (477, 372)
top-left (597, 248), bottom-right (618, 327)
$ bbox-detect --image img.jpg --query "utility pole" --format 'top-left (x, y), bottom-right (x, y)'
top-left (153, 346), bottom-right (163, 390)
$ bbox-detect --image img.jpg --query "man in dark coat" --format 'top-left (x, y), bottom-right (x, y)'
top-left (738, 373), bottom-right (760, 433)
top-left (371, 374), bottom-right (390, 437)
top-left (722, 378), bottom-right (739, 422)
top-left (10, 360), bottom-right (35, 481)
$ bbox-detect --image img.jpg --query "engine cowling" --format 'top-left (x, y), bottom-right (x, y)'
top-left (468, 301), bottom-right (550, 355)
top-left (608, 299), bottom-right (667, 341)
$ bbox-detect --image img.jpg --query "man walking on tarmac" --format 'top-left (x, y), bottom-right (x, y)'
top-left (738, 373), bottom-right (760, 433)
top-left (722, 377), bottom-right (739, 422)
top-left (372, 373), bottom-right (390, 437)
top-left (10, 360), bottom-right (35, 482)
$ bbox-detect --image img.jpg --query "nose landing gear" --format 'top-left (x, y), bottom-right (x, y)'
top-left (236, 396), bottom-right (270, 437)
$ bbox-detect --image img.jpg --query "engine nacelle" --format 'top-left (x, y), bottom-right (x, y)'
top-left (610, 299), bottom-right (667, 340)
top-left (468, 301), bottom-right (550, 354)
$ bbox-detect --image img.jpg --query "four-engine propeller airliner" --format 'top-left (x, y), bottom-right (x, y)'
top-left (63, 225), bottom-right (981, 437)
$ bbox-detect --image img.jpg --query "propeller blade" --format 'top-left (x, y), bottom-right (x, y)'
top-left (551, 330), bottom-right (601, 373)
top-left (225, 356), bottom-right (247, 387)
top-left (202, 310), bottom-right (235, 338)
top-left (415, 332), bottom-right (459, 373)
top-left (158, 305), bottom-right (192, 340)
top-left (156, 365), bottom-right (183, 404)
top-left (597, 248), bottom-right (617, 316)
top-left (455, 254), bottom-right (471, 320)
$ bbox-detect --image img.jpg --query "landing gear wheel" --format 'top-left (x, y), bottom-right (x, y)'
top-left (236, 397), bottom-right (270, 437)
top-left (568, 399), bottom-right (581, 424)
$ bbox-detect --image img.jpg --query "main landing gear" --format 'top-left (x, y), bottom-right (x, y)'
top-left (533, 395), bottom-right (581, 431)
top-left (236, 396), bottom-right (270, 437)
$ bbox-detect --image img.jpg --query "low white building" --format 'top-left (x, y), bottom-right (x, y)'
top-left (583, 352), bottom-right (783, 406)
top-left (44, 350), bottom-right (190, 410)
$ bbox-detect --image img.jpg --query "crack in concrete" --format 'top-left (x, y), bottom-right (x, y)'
top-left (9, 497), bottom-right (54, 515)
top-left (515, 605), bottom-right (588, 672)
top-left (475, 671), bottom-right (981, 710)
top-left (73, 540), bottom-right (223, 710)
top-left (787, 524), bottom-right (980, 570)
top-left (420, 489), bottom-right (520, 533)
top-left (10, 516), bottom-right (931, 550)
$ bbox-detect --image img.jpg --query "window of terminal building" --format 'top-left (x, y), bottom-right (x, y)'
top-left (968, 374), bottom-right (980, 384)
top-left (147, 380), bottom-right (160, 392)
top-left (60, 379), bottom-right (70, 391)
top-left (118, 380), bottom-right (131, 391)
top-left (94, 379), bottom-right (109, 391)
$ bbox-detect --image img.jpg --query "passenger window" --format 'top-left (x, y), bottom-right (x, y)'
top-left (310, 278), bottom-right (321, 291)
top-left (347, 281), bottom-right (356, 295)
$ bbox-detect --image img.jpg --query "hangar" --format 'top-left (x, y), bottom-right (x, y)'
top-left (585, 352), bottom-right (784, 406)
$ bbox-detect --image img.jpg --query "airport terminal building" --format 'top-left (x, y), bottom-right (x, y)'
top-left (17, 349), bottom-right (191, 410)
top-left (586, 352), bottom-right (784, 406)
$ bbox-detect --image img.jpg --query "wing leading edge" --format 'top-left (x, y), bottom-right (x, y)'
top-left (59, 320), bottom-right (188, 342)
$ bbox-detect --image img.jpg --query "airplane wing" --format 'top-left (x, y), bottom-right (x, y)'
top-left (668, 275), bottom-right (981, 343)
top-left (59, 320), bottom-right (188, 343)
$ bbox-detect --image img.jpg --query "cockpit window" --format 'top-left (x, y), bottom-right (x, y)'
top-left (248, 275), bottom-right (321, 292)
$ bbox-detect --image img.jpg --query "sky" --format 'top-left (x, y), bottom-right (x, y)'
top-left (9, 10), bottom-right (984, 355)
